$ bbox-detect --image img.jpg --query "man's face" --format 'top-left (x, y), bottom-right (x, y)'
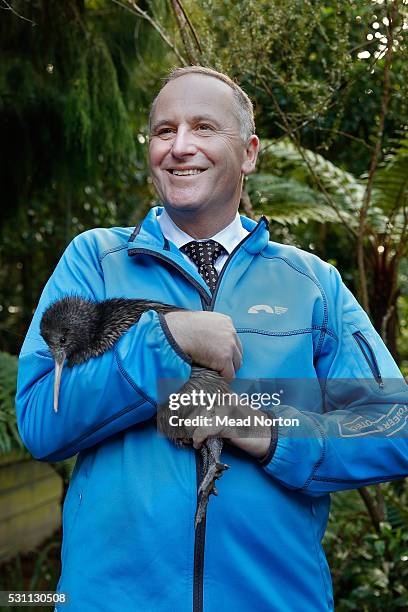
top-left (148, 74), bottom-right (258, 220)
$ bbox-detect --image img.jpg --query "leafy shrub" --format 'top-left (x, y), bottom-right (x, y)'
top-left (0, 351), bottom-right (25, 453)
top-left (0, 350), bottom-right (75, 482)
top-left (325, 484), bottom-right (408, 610)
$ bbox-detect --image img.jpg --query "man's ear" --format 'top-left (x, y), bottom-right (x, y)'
top-left (241, 135), bottom-right (260, 176)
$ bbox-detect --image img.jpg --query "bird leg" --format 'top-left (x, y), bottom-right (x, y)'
top-left (195, 437), bottom-right (229, 528)
top-left (198, 438), bottom-right (229, 498)
top-left (157, 367), bottom-right (232, 528)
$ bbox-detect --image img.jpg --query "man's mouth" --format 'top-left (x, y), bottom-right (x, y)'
top-left (167, 168), bottom-right (206, 176)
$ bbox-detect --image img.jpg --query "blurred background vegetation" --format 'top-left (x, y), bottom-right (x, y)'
top-left (0, 0), bottom-right (407, 609)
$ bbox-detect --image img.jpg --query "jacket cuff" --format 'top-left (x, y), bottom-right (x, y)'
top-left (157, 312), bottom-right (192, 365)
top-left (258, 410), bottom-right (278, 466)
top-left (261, 405), bottom-right (325, 491)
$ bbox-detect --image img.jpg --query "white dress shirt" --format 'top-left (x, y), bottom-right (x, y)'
top-left (158, 208), bottom-right (249, 273)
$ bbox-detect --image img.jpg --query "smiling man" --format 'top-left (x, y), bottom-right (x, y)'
top-left (16, 66), bottom-right (408, 612)
top-left (148, 70), bottom-right (259, 238)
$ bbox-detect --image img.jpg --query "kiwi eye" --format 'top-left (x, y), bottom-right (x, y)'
top-left (60, 335), bottom-right (66, 344)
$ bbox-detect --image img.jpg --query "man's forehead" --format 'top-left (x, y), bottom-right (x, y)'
top-left (152, 74), bottom-right (235, 121)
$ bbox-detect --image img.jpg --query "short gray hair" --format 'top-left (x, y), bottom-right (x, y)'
top-left (149, 66), bottom-right (255, 144)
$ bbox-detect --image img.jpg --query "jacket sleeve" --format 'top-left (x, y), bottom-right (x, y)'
top-left (260, 264), bottom-right (408, 496)
top-left (16, 231), bottom-right (192, 462)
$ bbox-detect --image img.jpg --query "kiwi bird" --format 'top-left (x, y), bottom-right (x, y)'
top-left (39, 296), bottom-right (229, 528)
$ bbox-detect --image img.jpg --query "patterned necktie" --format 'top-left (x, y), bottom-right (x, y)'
top-left (181, 240), bottom-right (226, 293)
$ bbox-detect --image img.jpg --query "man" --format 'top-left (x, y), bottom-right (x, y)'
top-left (16, 66), bottom-right (408, 611)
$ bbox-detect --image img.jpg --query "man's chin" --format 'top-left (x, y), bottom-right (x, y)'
top-left (164, 199), bottom-right (204, 212)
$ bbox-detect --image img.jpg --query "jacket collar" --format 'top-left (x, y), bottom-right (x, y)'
top-left (128, 206), bottom-right (269, 257)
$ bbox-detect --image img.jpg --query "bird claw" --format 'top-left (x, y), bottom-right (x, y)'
top-left (194, 462), bottom-right (229, 529)
top-left (198, 461), bottom-right (229, 497)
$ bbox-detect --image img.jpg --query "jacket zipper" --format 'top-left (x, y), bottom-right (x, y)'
top-left (129, 218), bottom-right (267, 612)
top-left (352, 331), bottom-right (384, 388)
top-left (129, 246), bottom-right (210, 612)
top-left (193, 452), bottom-right (206, 612)
top-left (127, 248), bottom-right (212, 307)
top-left (210, 216), bottom-right (269, 308)
top-left (193, 226), bottom-right (265, 611)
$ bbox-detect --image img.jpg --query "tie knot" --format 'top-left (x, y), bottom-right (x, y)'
top-left (181, 240), bottom-right (225, 266)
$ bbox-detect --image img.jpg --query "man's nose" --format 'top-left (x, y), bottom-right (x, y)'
top-left (171, 126), bottom-right (196, 158)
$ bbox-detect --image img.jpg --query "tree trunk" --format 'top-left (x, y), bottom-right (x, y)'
top-left (368, 252), bottom-right (400, 362)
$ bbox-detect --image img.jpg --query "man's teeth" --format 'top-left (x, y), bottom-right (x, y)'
top-left (172, 169), bottom-right (203, 175)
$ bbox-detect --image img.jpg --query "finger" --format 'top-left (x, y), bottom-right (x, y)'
top-left (220, 361), bottom-right (235, 381)
top-left (193, 427), bottom-right (211, 448)
top-left (232, 344), bottom-right (242, 373)
top-left (234, 333), bottom-right (243, 359)
top-left (193, 423), bottom-right (227, 448)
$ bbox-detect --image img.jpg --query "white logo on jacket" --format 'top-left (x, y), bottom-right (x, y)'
top-left (247, 304), bottom-right (288, 315)
top-left (339, 404), bottom-right (408, 437)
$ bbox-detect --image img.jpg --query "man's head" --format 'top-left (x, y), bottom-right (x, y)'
top-left (148, 66), bottom-right (259, 235)
top-left (149, 67), bottom-right (255, 144)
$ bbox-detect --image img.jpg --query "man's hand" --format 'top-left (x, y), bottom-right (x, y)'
top-left (164, 311), bottom-right (243, 380)
top-left (193, 425), bottom-right (271, 459)
top-left (227, 431), bottom-right (272, 460)
top-left (183, 400), bottom-right (273, 460)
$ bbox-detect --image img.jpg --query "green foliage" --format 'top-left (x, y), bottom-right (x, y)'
top-left (250, 136), bottom-right (408, 252)
top-left (188, 0), bottom-right (352, 115)
top-left (248, 138), bottom-right (361, 227)
top-left (326, 485), bottom-right (408, 610)
top-left (0, 352), bottom-right (24, 454)
top-left (0, 0), bottom-right (162, 355)
top-left (0, 533), bottom-right (62, 604)
top-left (397, 291), bottom-right (408, 377)
top-left (246, 172), bottom-right (340, 225)
top-left (63, 35), bottom-right (135, 169)
top-left (0, 350), bottom-right (76, 489)
top-left (0, 1), bottom-right (136, 197)
top-left (370, 137), bottom-right (408, 237)
top-left (177, 0), bottom-right (408, 175)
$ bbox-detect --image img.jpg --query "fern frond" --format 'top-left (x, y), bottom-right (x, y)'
top-left (246, 173), bottom-right (344, 225)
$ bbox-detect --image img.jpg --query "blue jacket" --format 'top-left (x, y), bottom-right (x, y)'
top-left (16, 206), bottom-right (408, 612)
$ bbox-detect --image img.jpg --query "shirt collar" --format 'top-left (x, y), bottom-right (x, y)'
top-left (157, 208), bottom-right (248, 255)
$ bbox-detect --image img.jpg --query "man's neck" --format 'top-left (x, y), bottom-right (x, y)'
top-left (163, 207), bottom-right (238, 239)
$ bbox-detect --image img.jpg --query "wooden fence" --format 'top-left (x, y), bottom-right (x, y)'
top-left (0, 450), bottom-right (62, 562)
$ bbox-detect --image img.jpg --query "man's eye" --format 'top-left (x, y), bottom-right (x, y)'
top-left (197, 124), bottom-right (213, 132)
top-left (157, 128), bottom-right (174, 136)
